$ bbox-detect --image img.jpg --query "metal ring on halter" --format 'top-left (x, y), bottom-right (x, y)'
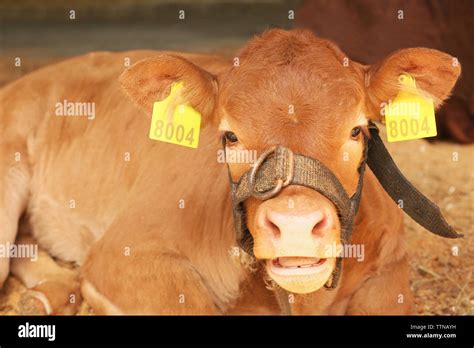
top-left (248, 146), bottom-right (294, 200)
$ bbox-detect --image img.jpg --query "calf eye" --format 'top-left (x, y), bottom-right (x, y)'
top-left (224, 131), bottom-right (239, 145)
top-left (350, 126), bottom-right (361, 139)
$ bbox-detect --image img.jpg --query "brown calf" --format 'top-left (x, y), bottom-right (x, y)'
top-left (0, 29), bottom-right (460, 314)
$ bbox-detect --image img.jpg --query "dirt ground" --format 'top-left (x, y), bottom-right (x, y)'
top-left (0, 53), bottom-right (472, 316)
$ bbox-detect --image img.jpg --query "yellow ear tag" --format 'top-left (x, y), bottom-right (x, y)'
top-left (384, 74), bottom-right (437, 142)
top-left (149, 81), bottom-right (201, 148)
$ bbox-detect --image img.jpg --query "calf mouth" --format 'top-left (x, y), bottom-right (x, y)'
top-left (268, 257), bottom-right (328, 276)
top-left (265, 257), bottom-right (335, 294)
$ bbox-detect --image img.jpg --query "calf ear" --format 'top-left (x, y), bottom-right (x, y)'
top-left (364, 48), bottom-right (461, 120)
top-left (119, 54), bottom-right (218, 123)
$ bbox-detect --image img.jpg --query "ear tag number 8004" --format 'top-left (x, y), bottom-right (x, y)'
top-left (384, 74), bottom-right (437, 142)
top-left (149, 82), bottom-right (201, 148)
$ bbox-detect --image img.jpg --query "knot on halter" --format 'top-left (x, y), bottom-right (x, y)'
top-left (248, 146), bottom-right (294, 200)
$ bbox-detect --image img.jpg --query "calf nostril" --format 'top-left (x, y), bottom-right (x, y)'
top-left (266, 219), bottom-right (281, 238)
top-left (259, 210), bottom-right (281, 238)
top-left (312, 212), bottom-right (330, 236)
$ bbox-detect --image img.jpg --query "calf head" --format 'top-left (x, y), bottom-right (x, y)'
top-left (120, 29), bottom-right (461, 294)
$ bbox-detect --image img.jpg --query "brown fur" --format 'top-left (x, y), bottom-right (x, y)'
top-left (0, 29), bottom-right (460, 314)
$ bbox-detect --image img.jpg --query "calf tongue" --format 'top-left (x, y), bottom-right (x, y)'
top-left (277, 257), bottom-right (321, 267)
